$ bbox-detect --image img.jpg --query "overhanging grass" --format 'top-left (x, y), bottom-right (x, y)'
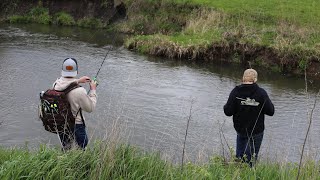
top-left (123, 0), bottom-right (320, 75)
top-left (125, 0), bottom-right (320, 48)
top-left (2, 0), bottom-right (320, 75)
top-left (126, 7), bottom-right (320, 56)
top-left (0, 144), bottom-right (319, 179)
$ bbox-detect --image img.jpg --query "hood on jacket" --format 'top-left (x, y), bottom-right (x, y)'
top-left (53, 77), bottom-right (77, 91)
top-left (237, 83), bottom-right (259, 98)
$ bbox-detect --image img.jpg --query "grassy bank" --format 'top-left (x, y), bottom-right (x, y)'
top-left (1, 0), bottom-right (320, 77)
top-left (0, 144), bottom-right (319, 179)
top-left (122, 0), bottom-right (320, 78)
top-left (3, 7), bottom-right (107, 29)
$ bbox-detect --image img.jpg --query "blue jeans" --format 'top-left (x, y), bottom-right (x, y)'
top-left (236, 132), bottom-right (263, 166)
top-left (59, 124), bottom-right (88, 150)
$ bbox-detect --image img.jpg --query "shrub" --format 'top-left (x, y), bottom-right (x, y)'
top-left (53, 12), bottom-right (75, 26)
top-left (28, 7), bottom-right (51, 24)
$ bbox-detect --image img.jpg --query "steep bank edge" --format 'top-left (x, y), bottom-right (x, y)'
top-left (122, 1), bottom-right (320, 79)
top-left (1, 0), bottom-right (320, 79)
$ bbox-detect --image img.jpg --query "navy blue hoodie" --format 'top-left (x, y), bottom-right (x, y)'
top-left (223, 83), bottom-right (274, 136)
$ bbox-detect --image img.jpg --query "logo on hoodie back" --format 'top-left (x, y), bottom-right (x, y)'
top-left (236, 97), bottom-right (260, 106)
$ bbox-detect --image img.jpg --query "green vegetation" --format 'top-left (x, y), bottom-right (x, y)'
top-left (6, 7), bottom-right (106, 28)
top-left (8, 15), bottom-right (31, 24)
top-left (176, 0), bottom-right (320, 28)
top-left (53, 12), bottom-right (75, 26)
top-left (28, 7), bottom-right (51, 24)
top-left (0, 144), bottom-right (319, 179)
top-left (1, 0), bottom-right (320, 76)
top-left (116, 0), bottom-right (197, 34)
top-left (123, 0), bottom-right (320, 77)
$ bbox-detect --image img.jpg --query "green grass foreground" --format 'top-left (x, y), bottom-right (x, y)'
top-left (0, 144), bottom-right (319, 180)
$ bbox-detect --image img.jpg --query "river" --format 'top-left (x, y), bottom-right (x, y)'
top-left (0, 23), bottom-right (319, 163)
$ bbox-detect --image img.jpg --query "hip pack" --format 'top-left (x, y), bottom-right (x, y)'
top-left (39, 82), bottom-right (80, 134)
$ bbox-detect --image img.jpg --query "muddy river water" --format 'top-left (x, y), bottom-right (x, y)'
top-left (0, 24), bottom-right (319, 163)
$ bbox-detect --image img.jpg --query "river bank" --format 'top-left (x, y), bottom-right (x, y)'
top-left (122, 0), bottom-right (320, 79)
top-left (1, 22), bottom-right (320, 165)
top-left (0, 144), bottom-right (318, 179)
top-left (1, 3), bottom-right (320, 178)
top-left (1, 0), bottom-right (320, 78)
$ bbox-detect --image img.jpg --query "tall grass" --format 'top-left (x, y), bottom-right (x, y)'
top-left (162, 0), bottom-right (320, 29)
top-left (124, 0), bottom-right (320, 77)
top-left (6, 7), bottom-right (106, 28)
top-left (0, 144), bottom-right (319, 179)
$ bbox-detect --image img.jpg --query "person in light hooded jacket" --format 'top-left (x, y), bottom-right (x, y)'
top-left (53, 58), bottom-right (97, 150)
top-left (223, 68), bottom-right (274, 166)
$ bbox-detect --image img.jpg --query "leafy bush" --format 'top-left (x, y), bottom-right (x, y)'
top-left (298, 59), bottom-right (308, 70)
top-left (53, 12), bottom-right (75, 26)
top-left (28, 7), bottom-right (51, 24)
top-left (36, 13), bottom-right (51, 24)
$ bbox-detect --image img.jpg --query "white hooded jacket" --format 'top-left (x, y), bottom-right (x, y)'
top-left (53, 77), bottom-right (97, 124)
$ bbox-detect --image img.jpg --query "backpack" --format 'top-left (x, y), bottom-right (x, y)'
top-left (39, 82), bottom-right (81, 134)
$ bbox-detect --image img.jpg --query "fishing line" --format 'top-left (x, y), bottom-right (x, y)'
top-left (82, 1), bottom-right (139, 83)
top-left (94, 44), bottom-right (113, 79)
top-left (88, 2), bottom-right (131, 81)
top-left (76, 38), bottom-right (117, 120)
top-left (87, 31), bottom-right (119, 90)
top-left (78, 7), bottom-right (123, 115)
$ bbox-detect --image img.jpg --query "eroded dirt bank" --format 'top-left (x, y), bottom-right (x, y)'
top-left (1, 0), bottom-right (319, 79)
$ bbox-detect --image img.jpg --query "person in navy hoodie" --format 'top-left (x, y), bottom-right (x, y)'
top-left (224, 68), bottom-right (274, 166)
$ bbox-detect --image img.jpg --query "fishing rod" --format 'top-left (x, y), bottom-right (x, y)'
top-left (89, 4), bottom-right (128, 83)
top-left (87, 1), bottom-right (139, 82)
top-left (95, 46), bottom-right (112, 79)
top-left (75, 43), bottom-right (116, 125)
top-left (91, 43), bottom-right (114, 85)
